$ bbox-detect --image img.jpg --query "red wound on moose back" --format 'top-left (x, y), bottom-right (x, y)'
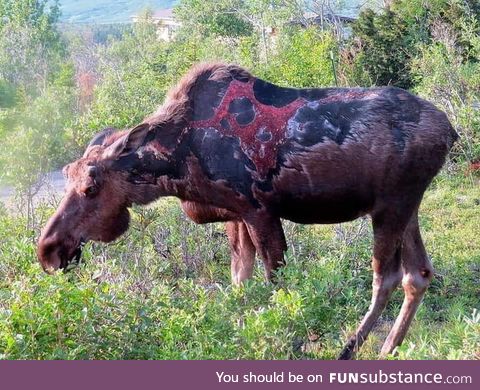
top-left (191, 79), bottom-right (304, 180)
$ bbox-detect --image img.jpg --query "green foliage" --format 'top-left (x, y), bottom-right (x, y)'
top-left (410, 20), bottom-right (480, 161)
top-left (0, 174), bottom-right (478, 359)
top-left (175, 0), bottom-right (301, 38)
top-left (0, 0), bottom-right (61, 40)
top-left (0, 79), bottom-right (16, 108)
top-left (349, 8), bottom-right (413, 88)
top-left (0, 0), bottom-right (72, 192)
top-left (0, 0), bottom-right (64, 91)
top-left (175, 0), bottom-right (253, 38)
top-left (347, 0), bottom-right (480, 89)
top-left (0, 85), bottom-right (76, 190)
top-left (262, 27), bottom-right (337, 88)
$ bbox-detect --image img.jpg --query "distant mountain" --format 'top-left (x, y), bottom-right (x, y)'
top-left (57, 0), bottom-right (373, 25)
top-left (58, 0), bottom-right (178, 24)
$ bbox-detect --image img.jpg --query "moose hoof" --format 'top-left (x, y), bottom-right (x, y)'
top-left (338, 338), bottom-right (357, 360)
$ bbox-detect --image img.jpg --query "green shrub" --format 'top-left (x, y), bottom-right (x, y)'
top-left (261, 27), bottom-right (337, 88)
top-left (411, 37), bottom-right (480, 162)
top-left (0, 174), bottom-right (477, 360)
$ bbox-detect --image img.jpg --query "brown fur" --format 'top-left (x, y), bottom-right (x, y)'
top-left (144, 62), bottom-right (252, 145)
top-left (37, 62), bottom-right (457, 359)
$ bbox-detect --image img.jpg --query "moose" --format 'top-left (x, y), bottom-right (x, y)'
top-left (37, 62), bottom-right (457, 359)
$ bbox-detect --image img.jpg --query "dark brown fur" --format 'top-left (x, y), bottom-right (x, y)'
top-left (37, 62), bottom-right (457, 359)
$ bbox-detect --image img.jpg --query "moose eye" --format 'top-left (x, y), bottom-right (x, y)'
top-left (84, 186), bottom-right (98, 198)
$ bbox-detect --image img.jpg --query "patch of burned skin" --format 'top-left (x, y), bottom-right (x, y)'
top-left (191, 79), bottom-right (305, 181)
top-left (130, 80), bottom-right (421, 207)
top-left (187, 127), bottom-right (260, 207)
top-left (286, 100), bottom-right (367, 147)
top-left (189, 81), bottom-right (390, 184)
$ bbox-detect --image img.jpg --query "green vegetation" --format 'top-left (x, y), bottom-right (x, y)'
top-left (0, 173), bottom-right (478, 359)
top-left (0, 0), bottom-right (478, 360)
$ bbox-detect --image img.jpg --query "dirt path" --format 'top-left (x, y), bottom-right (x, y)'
top-left (0, 171), bottom-right (65, 208)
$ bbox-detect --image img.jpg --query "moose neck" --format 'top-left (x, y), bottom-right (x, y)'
top-left (113, 133), bottom-right (193, 205)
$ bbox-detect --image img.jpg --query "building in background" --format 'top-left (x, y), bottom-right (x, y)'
top-left (131, 9), bottom-right (181, 41)
top-left (132, 8), bottom-right (355, 42)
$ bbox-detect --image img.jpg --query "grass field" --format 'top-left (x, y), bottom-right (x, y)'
top-left (0, 171), bottom-right (478, 359)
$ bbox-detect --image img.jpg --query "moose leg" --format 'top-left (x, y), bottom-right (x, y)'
top-left (380, 213), bottom-right (433, 357)
top-left (226, 221), bottom-right (256, 285)
top-left (244, 215), bottom-right (287, 281)
top-left (339, 216), bottom-right (406, 360)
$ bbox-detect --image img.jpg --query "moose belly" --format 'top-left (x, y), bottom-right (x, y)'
top-left (272, 192), bottom-right (372, 224)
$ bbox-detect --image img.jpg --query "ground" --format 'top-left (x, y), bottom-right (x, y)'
top-left (0, 170), bottom-right (478, 359)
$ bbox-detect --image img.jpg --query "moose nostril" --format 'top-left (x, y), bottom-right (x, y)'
top-left (37, 239), bottom-right (62, 270)
top-left (38, 240), bottom-right (56, 258)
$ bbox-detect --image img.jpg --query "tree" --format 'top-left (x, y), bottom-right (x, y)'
top-left (0, 0), bottom-right (63, 92)
top-left (347, 0), bottom-right (480, 88)
top-left (264, 27), bottom-right (337, 88)
top-left (175, 0), bottom-right (303, 62)
top-left (349, 7), bottom-right (412, 88)
top-left (175, 0), bottom-right (253, 38)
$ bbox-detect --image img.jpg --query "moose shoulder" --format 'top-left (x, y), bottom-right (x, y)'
top-left (37, 62), bottom-right (458, 359)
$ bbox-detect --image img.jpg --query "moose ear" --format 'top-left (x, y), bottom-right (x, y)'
top-left (83, 127), bottom-right (116, 157)
top-left (103, 123), bottom-right (151, 160)
top-left (88, 127), bottom-right (116, 148)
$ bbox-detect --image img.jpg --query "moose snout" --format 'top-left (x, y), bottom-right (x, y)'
top-left (37, 237), bottom-right (63, 273)
top-left (37, 227), bottom-right (86, 273)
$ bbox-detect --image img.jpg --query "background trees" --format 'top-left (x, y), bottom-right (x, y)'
top-left (0, 0), bottom-right (74, 202)
top-left (0, 0), bottom-right (64, 94)
top-left (0, 0), bottom-right (479, 199)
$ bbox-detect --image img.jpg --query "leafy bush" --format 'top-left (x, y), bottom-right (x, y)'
top-left (262, 27), bottom-right (337, 88)
top-left (346, 7), bottom-right (413, 88)
top-left (411, 22), bottom-right (480, 162)
top-left (0, 174), bottom-right (478, 359)
top-left (346, 0), bottom-right (480, 89)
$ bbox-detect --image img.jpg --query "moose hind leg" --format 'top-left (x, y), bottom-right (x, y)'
top-left (339, 219), bottom-right (405, 360)
top-left (226, 221), bottom-right (256, 285)
top-left (380, 214), bottom-right (433, 357)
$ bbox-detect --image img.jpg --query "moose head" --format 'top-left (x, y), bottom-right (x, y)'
top-left (36, 123), bottom-right (172, 273)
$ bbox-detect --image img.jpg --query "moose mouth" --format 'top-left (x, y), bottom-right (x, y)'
top-left (63, 239), bottom-right (86, 273)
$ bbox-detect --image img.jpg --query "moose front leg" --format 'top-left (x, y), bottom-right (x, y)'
top-left (180, 201), bottom-right (257, 285)
top-left (244, 214), bottom-right (287, 281)
top-left (226, 221), bottom-right (256, 285)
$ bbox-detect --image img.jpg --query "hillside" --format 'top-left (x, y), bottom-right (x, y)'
top-left (58, 0), bottom-right (178, 24)
top-left (57, 0), bottom-right (371, 24)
